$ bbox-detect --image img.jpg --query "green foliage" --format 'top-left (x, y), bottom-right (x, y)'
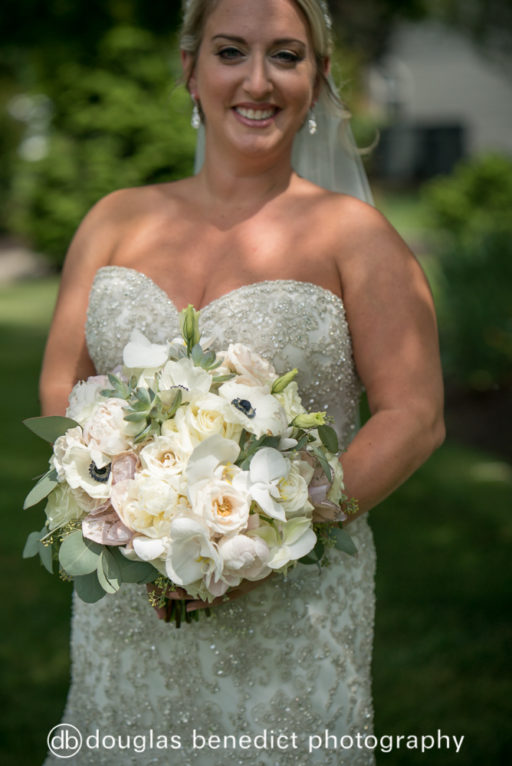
top-left (423, 154), bottom-right (512, 391)
top-left (424, 153), bottom-right (512, 241)
top-left (7, 26), bottom-right (196, 264)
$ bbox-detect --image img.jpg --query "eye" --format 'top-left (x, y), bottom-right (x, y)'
top-left (273, 50), bottom-right (304, 65)
top-left (217, 46), bottom-right (244, 61)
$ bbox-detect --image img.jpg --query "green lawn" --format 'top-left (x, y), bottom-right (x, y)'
top-left (1, 277), bottom-right (510, 765)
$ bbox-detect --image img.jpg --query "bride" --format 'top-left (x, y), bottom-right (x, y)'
top-left (39, 0), bottom-right (445, 763)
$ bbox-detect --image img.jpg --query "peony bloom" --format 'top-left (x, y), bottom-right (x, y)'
top-left (83, 398), bottom-right (138, 457)
top-left (66, 375), bottom-right (109, 424)
top-left (111, 473), bottom-right (185, 538)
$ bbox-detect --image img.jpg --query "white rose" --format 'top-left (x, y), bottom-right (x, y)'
top-left (278, 460), bottom-right (314, 517)
top-left (219, 344), bottom-right (277, 387)
top-left (189, 475), bottom-right (251, 536)
top-left (45, 483), bottom-right (85, 530)
top-left (111, 473), bottom-right (187, 538)
top-left (139, 433), bottom-right (192, 483)
top-left (53, 427), bottom-right (112, 500)
top-left (174, 393), bottom-right (242, 445)
top-left (66, 376), bottom-right (109, 424)
top-left (274, 381), bottom-right (306, 422)
top-left (83, 398), bottom-right (137, 457)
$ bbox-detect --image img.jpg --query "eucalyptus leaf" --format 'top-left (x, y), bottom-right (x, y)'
top-left (97, 550), bottom-right (121, 594)
top-left (23, 529), bottom-right (42, 558)
top-left (109, 549), bottom-right (159, 583)
top-left (328, 526), bottom-right (357, 556)
top-left (318, 425), bottom-right (339, 454)
top-left (23, 469), bottom-right (59, 509)
top-left (23, 416), bottom-right (80, 443)
top-left (38, 538), bottom-right (54, 573)
top-left (311, 447), bottom-right (333, 482)
top-left (59, 531), bottom-right (102, 576)
top-left (74, 572), bottom-right (107, 603)
top-left (299, 552), bottom-right (321, 565)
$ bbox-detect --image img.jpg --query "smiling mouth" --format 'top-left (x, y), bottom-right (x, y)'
top-left (234, 106), bottom-right (278, 121)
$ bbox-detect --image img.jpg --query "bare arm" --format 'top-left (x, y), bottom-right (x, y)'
top-left (330, 200), bottom-right (445, 521)
top-left (39, 191), bottom-right (128, 416)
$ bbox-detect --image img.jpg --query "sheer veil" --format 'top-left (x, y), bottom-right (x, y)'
top-left (193, 75), bottom-right (373, 206)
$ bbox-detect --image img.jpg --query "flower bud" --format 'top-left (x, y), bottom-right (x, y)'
top-left (291, 412), bottom-right (327, 429)
top-left (180, 305), bottom-right (201, 351)
top-left (271, 368), bottom-right (298, 394)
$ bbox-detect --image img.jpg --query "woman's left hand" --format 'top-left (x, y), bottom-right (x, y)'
top-left (147, 573), bottom-right (275, 621)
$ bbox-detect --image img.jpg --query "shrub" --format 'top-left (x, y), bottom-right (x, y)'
top-left (7, 26), bottom-right (196, 265)
top-left (423, 154), bottom-right (512, 390)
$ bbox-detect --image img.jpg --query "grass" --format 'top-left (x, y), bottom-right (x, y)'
top-left (1, 277), bottom-right (510, 765)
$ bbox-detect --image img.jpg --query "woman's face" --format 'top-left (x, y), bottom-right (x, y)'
top-left (184, 0), bottom-right (321, 160)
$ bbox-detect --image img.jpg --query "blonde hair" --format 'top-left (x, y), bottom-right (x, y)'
top-left (180, 0), bottom-right (336, 103)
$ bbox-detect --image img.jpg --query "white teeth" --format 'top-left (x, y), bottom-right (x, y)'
top-left (236, 107), bottom-right (275, 120)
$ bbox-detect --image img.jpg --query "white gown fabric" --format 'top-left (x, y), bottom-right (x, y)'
top-left (44, 266), bottom-right (376, 765)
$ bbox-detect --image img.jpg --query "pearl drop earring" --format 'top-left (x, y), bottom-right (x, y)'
top-left (191, 99), bottom-right (201, 130)
top-left (308, 108), bottom-right (318, 136)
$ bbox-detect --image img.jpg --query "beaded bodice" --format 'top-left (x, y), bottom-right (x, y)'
top-left (86, 266), bottom-right (362, 450)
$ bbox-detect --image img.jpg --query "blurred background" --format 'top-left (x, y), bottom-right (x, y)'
top-left (1, 1), bottom-right (511, 764)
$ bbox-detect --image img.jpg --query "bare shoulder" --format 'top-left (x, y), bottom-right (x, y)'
top-left (62, 180), bottom-right (192, 273)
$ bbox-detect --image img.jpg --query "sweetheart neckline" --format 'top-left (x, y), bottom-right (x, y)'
top-left (94, 264), bottom-right (347, 316)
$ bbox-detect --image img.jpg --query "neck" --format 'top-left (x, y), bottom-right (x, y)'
top-left (194, 135), bottom-right (296, 222)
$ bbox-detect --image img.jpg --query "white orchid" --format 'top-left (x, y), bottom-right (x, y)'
top-left (233, 447), bottom-right (290, 521)
top-left (165, 516), bottom-right (222, 587)
top-left (123, 328), bottom-right (169, 369)
top-left (252, 517), bottom-right (316, 570)
top-left (218, 380), bottom-right (288, 438)
top-left (185, 434), bottom-right (240, 486)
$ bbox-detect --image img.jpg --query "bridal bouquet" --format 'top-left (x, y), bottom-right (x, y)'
top-left (23, 306), bottom-right (356, 624)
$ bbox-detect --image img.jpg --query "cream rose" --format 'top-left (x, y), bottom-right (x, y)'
top-left (139, 433), bottom-right (192, 483)
top-left (174, 393), bottom-right (242, 445)
top-left (190, 475), bottom-right (251, 536)
top-left (274, 381), bottom-right (306, 423)
top-left (219, 343), bottom-right (277, 387)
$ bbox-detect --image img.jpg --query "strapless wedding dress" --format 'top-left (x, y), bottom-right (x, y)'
top-left (44, 266), bottom-right (376, 765)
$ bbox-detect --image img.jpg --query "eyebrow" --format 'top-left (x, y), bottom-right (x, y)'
top-left (211, 34), bottom-right (306, 47)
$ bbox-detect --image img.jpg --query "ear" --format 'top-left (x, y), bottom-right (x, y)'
top-left (180, 50), bottom-right (197, 94)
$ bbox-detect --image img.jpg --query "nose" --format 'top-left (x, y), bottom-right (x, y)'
top-left (243, 54), bottom-right (273, 99)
